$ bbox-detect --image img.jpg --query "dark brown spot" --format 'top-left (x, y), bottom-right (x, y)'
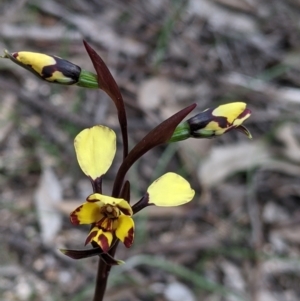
top-left (124, 227), bottom-right (134, 248)
top-left (98, 233), bottom-right (110, 253)
top-left (97, 217), bottom-right (114, 232)
top-left (42, 56), bottom-right (81, 83)
top-left (213, 115), bottom-right (229, 128)
top-left (70, 205), bottom-right (83, 225)
top-left (237, 108), bottom-right (251, 119)
top-left (118, 208), bottom-right (131, 216)
top-left (85, 230), bottom-right (97, 245)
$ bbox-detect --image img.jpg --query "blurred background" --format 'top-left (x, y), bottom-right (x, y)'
top-left (1, 0), bottom-right (300, 300)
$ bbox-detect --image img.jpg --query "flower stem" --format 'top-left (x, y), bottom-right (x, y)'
top-left (92, 258), bottom-right (110, 301)
top-left (92, 242), bottom-right (119, 301)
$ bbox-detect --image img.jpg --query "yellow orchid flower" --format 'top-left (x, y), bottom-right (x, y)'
top-left (70, 125), bottom-right (195, 253)
top-left (200, 102), bottom-right (252, 137)
top-left (70, 193), bottom-right (134, 252)
top-left (170, 102), bottom-right (252, 142)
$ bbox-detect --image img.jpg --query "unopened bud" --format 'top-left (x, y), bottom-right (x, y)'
top-left (2, 50), bottom-right (98, 88)
top-left (170, 102), bottom-right (252, 142)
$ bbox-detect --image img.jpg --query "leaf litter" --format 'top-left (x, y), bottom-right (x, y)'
top-left (1, 0), bottom-right (300, 300)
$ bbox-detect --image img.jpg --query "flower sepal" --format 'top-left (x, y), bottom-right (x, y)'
top-left (74, 126), bottom-right (116, 181)
top-left (60, 247), bottom-right (124, 265)
top-left (132, 172), bottom-right (195, 214)
top-left (235, 125), bottom-right (252, 139)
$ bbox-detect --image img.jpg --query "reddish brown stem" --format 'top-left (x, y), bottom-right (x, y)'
top-left (92, 242), bottom-right (119, 301)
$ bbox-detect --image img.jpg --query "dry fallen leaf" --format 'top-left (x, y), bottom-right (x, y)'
top-left (221, 72), bottom-right (300, 105)
top-left (34, 167), bottom-right (63, 246)
top-left (276, 123), bottom-right (300, 163)
top-left (221, 260), bottom-right (246, 293)
top-left (164, 282), bottom-right (196, 301)
top-left (272, 226), bottom-right (300, 245)
top-left (198, 141), bottom-right (271, 187)
top-left (137, 77), bottom-right (174, 111)
top-left (262, 202), bottom-right (290, 224)
top-left (213, 0), bottom-right (256, 13)
top-left (188, 0), bottom-right (257, 34)
top-left (0, 93), bottom-right (16, 144)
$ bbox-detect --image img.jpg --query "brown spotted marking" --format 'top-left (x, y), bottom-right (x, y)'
top-left (118, 206), bottom-right (132, 216)
top-left (237, 108), bottom-right (251, 120)
top-left (42, 56), bottom-right (80, 83)
top-left (98, 233), bottom-right (110, 253)
top-left (70, 205), bottom-right (83, 225)
top-left (96, 217), bottom-right (114, 232)
top-left (85, 230), bottom-right (98, 246)
top-left (124, 227), bottom-right (134, 248)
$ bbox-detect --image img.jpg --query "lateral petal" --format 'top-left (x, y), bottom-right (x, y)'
top-left (115, 215), bottom-right (134, 248)
top-left (147, 172), bottom-right (195, 206)
top-left (70, 202), bottom-right (103, 225)
top-left (74, 126), bottom-right (116, 180)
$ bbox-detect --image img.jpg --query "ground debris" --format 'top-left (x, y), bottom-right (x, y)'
top-left (1, 1), bottom-right (300, 300)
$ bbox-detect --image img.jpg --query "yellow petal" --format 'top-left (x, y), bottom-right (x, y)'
top-left (147, 172), bottom-right (195, 206)
top-left (212, 102), bottom-right (246, 123)
top-left (87, 193), bottom-right (133, 216)
top-left (74, 126), bottom-right (116, 180)
top-left (85, 227), bottom-right (113, 252)
top-left (115, 215), bottom-right (134, 248)
top-left (93, 230), bottom-right (113, 253)
top-left (14, 52), bottom-right (56, 75)
top-left (70, 202), bottom-right (103, 225)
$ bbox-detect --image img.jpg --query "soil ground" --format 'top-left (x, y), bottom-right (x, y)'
top-left (1, 1), bottom-right (300, 301)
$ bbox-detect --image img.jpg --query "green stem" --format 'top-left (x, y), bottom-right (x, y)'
top-left (168, 121), bottom-right (190, 142)
top-left (77, 70), bottom-right (99, 88)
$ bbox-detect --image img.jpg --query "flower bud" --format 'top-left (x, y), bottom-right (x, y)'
top-left (2, 50), bottom-right (98, 88)
top-left (170, 102), bottom-right (252, 142)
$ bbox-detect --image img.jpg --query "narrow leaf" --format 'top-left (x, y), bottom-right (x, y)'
top-left (120, 180), bottom-right (131, 203)
top-left (60, 247), bottom-right (124, 265)
top-left (83, 40), bottom-right (128, 158)
top-left (112, 104), bottom-right (196, 197)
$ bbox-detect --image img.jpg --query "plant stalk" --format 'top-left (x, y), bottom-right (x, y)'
top-left (92, 242), bottom-right (119, 301)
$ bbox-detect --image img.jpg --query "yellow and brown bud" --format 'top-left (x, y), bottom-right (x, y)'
top-left (3, 50), bottom-right (81, 85)
top-left (188, 102), bottom-right (252, 138)
top-left (2, 50), bottom-right (99, 88)
top-left (170, 102), bottom-right (252, 142)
